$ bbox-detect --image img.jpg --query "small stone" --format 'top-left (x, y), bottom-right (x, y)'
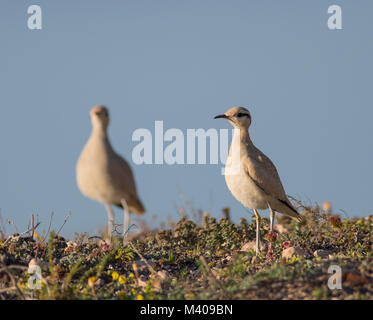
top-left (28, 258), bottom-right (39, 268)
top-left (150, 270), bottom-right (169, 282)
top-left (95, 278), bottom-right (104, 286)
top-left (157, 270), bottom-right (169, 280)
top-left (225, 255), bottom-right (232, 262)
top-left (66, 241), bottom-right (77, 247)
top-left (65, 241), bottom-right (78, 253)
top-left (282, 246), bottom-right (308, 259)
top-left (152, 278), bottom-right (163, 291)
top-left (137, 276), bottom-right (147, 288)
top-left (133, 259), bottom-right (156, 273)
top-left (150, 270), bottom-right (169, 291)
top-left (344, 273), bottom-right (369, 285)
top-left (313, 249), bottom-right (332, 258)
top-left (274, 224), bottom-right (288, 234)
top-left (241, 241), bottom-right (264, 252)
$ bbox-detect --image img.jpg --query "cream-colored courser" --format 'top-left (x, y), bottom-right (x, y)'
top-left (76, 106), bottom-right (145, 245)
top-left (215, 107), bottom-right (301, 253)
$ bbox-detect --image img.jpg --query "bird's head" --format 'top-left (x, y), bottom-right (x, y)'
top-left (90, 105), bottom-right (110, 130)
top-left (214, 106), bottom-right (251, 129)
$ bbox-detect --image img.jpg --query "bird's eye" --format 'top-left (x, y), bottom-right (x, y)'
top-left (237, 113), bottom-right (248, 118)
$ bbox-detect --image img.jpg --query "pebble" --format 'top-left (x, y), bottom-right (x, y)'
top-left (313, 249), bottom-right (332, 258)
top-left (241, 241), bottom-right (265, 252)
top-left (274, 224), bottom-right (288, 234)
top-left (282, 246), bottom-right (309, 259)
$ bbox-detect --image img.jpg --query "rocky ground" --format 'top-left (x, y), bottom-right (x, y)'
top-left (0, 202), bottom-right (372, 300)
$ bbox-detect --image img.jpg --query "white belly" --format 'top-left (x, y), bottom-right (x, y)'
top-left (225, 168), bottom-right (268, 210)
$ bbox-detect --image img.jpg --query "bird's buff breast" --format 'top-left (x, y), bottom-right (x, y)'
top-left (224, 166), bottom-right (268, 210)
top-left (76, 154), bottom-right (120, 205)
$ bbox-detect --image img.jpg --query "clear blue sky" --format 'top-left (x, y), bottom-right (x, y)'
top-left (0, 1), bottom-right (372, 239)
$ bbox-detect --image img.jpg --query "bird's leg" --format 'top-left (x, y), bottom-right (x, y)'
top-left (121, 199), bottom-right (130, 246)
top-left (105, 205), bottom-right (114, 245)
top-left (253, 209), bottom-right (261, 254)
top-left (268, 204), bottom-right (275, 233)
top-left (266, 204), bottom-right (277, 262)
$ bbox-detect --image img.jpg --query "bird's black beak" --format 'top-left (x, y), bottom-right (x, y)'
top-left (214, 114), bottom-right (228, 119)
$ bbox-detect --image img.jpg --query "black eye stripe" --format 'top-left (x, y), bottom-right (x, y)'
top-left (237, 113), bottom-right (250, 118)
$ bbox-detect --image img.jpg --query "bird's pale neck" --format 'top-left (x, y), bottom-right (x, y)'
top-left (89, 124), bottom-right (114, 153)
top-left (232, 126), bottom-right (254, 148)
top-left (91, 125), bottom-right (108, 139)
top-left (230, 126), bottom-right (254, 161)
top-left (88, 127), bottom-right (116, 156)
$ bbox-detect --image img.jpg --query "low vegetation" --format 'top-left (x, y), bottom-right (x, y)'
top-left (0, 201), bottom-right (372, 300)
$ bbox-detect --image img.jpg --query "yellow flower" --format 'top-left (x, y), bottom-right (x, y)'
top-left (131, 288), bottom-right (136, 294)
top-left (112, 271), bottom-right (119, 281)
top-left (129, 272), bottom-right (134, 279)
top-left (88, 276), bottom-right (96, 288)
top-left (132, 262), bottom-right (138, 272)
top-left (136, 294), bottom-right (144, 300)
top-left (186, 292), bottom-right (195, 299)
top-left (118, 275), bottom-right (127, 284)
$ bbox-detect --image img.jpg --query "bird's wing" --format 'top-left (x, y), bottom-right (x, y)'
top-left (110, 151), bottom-right (138, 196)
top-left (242, 150), bottom-right (289, 203)
top-left (242, 147), bottom-right (301, 221)
top-left (110, 151), bottom-right (145, 214)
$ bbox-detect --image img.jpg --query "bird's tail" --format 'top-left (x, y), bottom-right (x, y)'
top-left (278, 199), bottom-right (302, 222)
top-left (116, 197), bottom-right (145, 215)
top-left (129, 197), bottom-right (145, 215)
top-left (290, 213), bottom-right (303, 223)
